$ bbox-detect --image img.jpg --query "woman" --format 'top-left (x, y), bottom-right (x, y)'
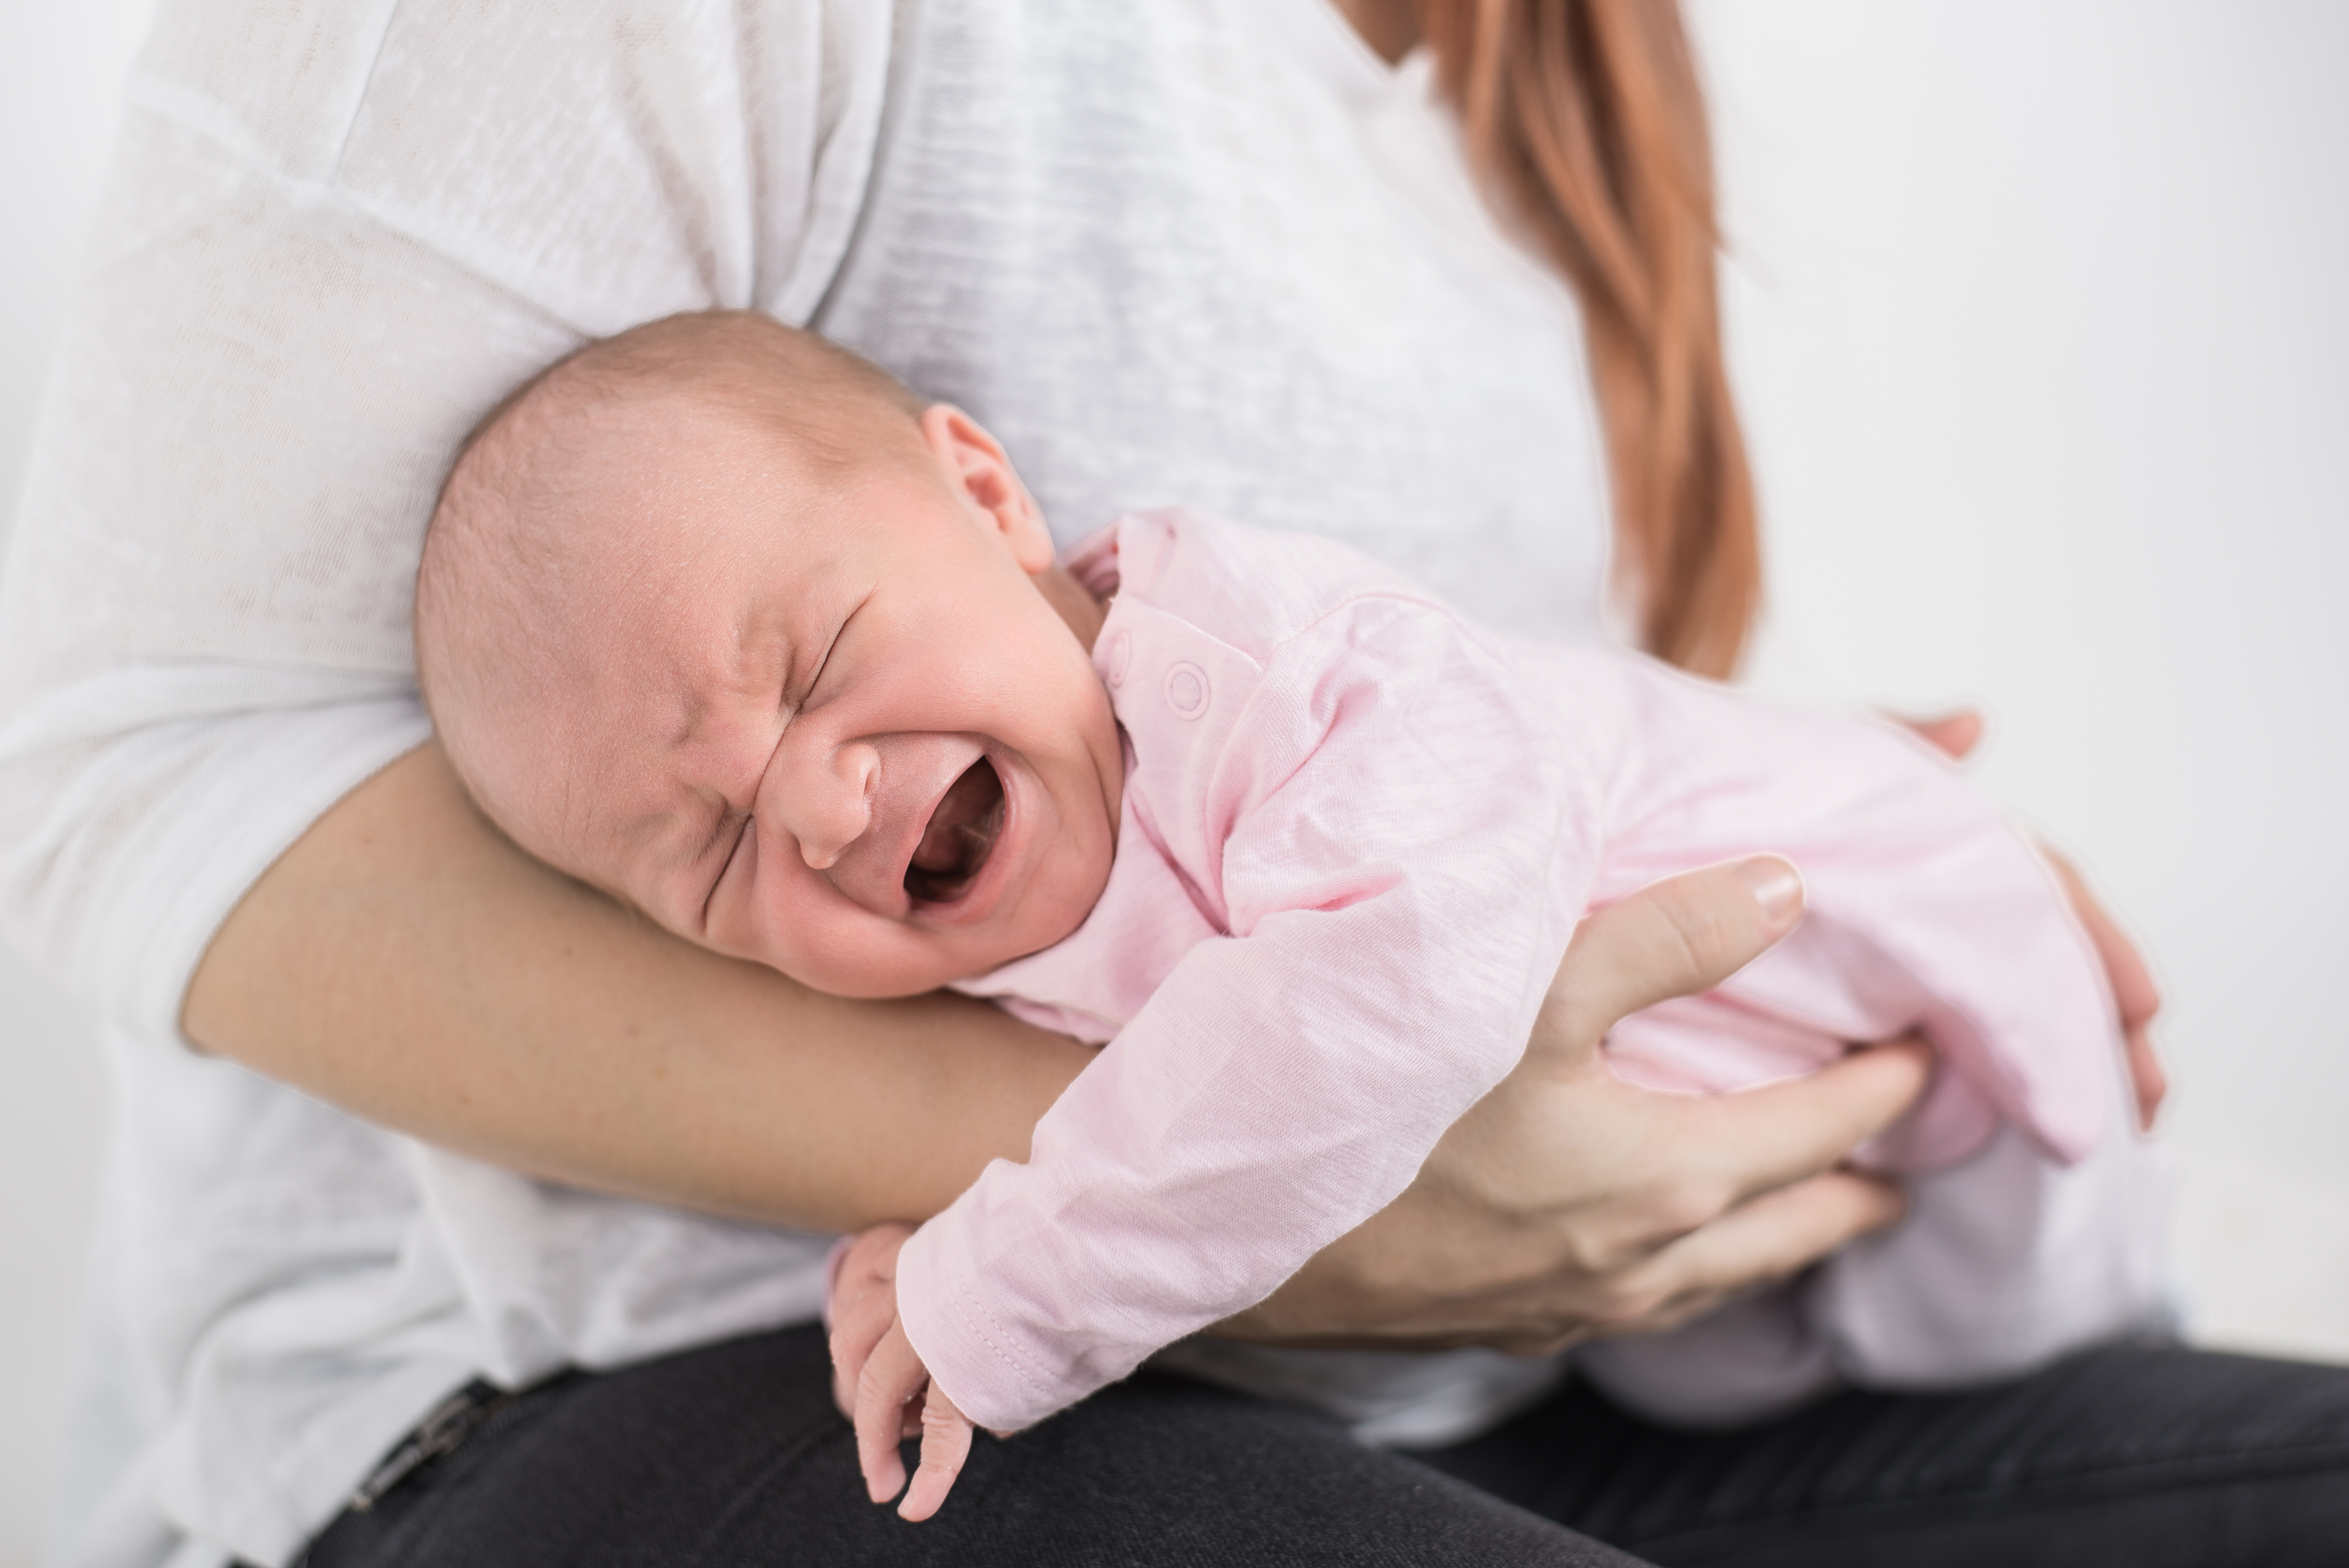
top-left (3, 1), bottom-right (2339, 1564)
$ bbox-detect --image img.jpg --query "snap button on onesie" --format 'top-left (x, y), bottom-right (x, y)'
top-left (1164, 661), bottom-right (1210, 719)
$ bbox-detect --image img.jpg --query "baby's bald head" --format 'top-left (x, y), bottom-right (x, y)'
top-left (414, 310), bottom-right (930, 856)
top-left (413, 311), bottom-right (1119, 996)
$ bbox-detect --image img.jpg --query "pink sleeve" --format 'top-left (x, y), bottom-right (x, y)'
top-left (895, 599), bottom-right (1587, 1433)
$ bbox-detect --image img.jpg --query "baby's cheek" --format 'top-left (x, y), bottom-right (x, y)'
top-left (706, 830), bottom-right (852, 979)
top-left (698, 861), bottom-right (785, 970)
top-left (740, 887), bottom-right (933, 998)
top-left (1023, 820), bottom-right (1117, 950)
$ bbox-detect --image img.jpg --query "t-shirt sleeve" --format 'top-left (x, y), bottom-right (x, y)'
top-left (0, 0), bottom-right (891, 1035)
top-left (895, 597), bottom-right (1594, 1432)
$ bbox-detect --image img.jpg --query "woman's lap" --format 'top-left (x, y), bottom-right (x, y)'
top-left (301, 1324), bottom-right (1631, 1568)
top-left (1425, 1342), bottom-right (2349, 1566)
top-left (303, 1326), bottom-right (2349, 1567)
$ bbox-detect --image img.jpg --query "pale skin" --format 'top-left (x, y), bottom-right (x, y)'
top-left (441, 400), bottom-right (1128, 1003)
top-left (175, 0), bottom-right (2159, 1520)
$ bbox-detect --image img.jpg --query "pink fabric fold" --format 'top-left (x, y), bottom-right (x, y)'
top-left (898, 511), bottom-right (2118, 1433)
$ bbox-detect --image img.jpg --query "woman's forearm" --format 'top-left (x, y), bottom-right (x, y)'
top-left (186, 756), bottom-right (1918, 1350)
top-left (181, 742), bottom-right (1094, 1233)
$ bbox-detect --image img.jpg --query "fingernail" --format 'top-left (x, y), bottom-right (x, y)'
top-left (1734, 857), bottom-right (1804, 926)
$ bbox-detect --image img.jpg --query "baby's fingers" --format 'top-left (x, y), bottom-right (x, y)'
top-left (830, 1300), bottom-right (894, 1419)
top-left (828, 1225), bottom-right (916, 1416)
top-left (852, 1323), bottom-right (929, 1507)
top-left (898, 1382), bottom-right (976, 1522)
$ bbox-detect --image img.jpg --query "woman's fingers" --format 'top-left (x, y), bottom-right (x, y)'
top-left (1682, 1037), bottom-right (1936, 1210)
top-left (1886, 706), bottom-right (2166, 1130)
top-left (852, 1321), bottom-right (929, 1505)
top-left (1579, 1167), bottom-right (1908, 1346)
top-left (1533, 857), bottom-right (1806, 1066)
top-left (898, 1379), bottom-right (976, 1522)
top-left (1885, 708), bottom-right (2167, 1132)
top-left (1887, 706), bottom-right (1986, 762)
top-left (2041, 847), bottom-right (2168, 1130)
top-left (1510, 1039), bottom-right (1931, 1284)
top-left (2121, 1027), bottom-right (2168, 1133)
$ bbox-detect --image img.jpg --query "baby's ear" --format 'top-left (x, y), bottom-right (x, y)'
top-left (919, 404), bottom-right (1055, 572)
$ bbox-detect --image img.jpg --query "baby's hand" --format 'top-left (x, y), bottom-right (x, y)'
top-left (826, 1224), bottom-right (976, 1522)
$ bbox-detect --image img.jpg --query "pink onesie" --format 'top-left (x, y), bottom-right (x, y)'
top-left (899, 511), bottom-right (2168, 1438)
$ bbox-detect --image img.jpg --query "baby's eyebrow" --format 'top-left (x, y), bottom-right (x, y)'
top-left (664, 686), bottom-right (716, 752)
top-left (609, 798), bottom-right (689, 871)
top-left (687, 796), bottom-right (742, 869)
top-left (660, 592), bottom-right (792, 743)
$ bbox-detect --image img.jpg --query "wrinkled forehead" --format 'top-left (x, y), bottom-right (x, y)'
top-left (522, 561), bottom-right (796, 869)
top-left (476, 413), bottom-right (933, 880)
top-left (468, 629), bottom-right (693, 883)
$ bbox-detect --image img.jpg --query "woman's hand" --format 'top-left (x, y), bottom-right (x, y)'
top-left (1896, 709), bottom-right (2167, 1130)
top-left (1219, 857), bottom-right (1934, 1356)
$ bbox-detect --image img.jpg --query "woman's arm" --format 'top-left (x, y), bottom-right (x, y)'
top-left (1895, 709), bottom-right (2167, 1129)
top-left (188, 751), bottom-right (1925, 1338)
top-left (183, 742), bottom-right (1097, 1233)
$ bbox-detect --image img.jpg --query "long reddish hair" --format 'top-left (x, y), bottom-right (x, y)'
top-left (1420, 0), bottom-right (1758, 677)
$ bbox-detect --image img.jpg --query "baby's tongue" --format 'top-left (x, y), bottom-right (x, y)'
top-left (912, 760), bottom-right (1002, 874)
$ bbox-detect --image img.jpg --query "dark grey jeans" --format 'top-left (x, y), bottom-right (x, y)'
top-left (303, 1325), bottom-right (2349, 1566)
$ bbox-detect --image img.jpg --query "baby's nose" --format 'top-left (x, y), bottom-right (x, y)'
top-left (781, 741), bottom-right (879, 871)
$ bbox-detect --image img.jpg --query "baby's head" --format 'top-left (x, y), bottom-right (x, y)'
top-left (415, 311), bottom-right (1121, 997)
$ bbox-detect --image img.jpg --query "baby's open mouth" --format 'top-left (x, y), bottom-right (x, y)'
top-left (905, 757), bottom-right (1005, 904)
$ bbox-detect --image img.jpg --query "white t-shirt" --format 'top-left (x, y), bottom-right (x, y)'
top-left (0, 2), bottom-right (1611, 1564)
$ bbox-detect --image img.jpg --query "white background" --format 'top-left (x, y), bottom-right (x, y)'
top-left (2, 2), bottom-right (2344, 1561)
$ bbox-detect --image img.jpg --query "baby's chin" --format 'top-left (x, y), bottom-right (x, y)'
top-left (770, 860), bottom-right (1109, 998)
top-left (768, 935), bottom-right (1016, 1000)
